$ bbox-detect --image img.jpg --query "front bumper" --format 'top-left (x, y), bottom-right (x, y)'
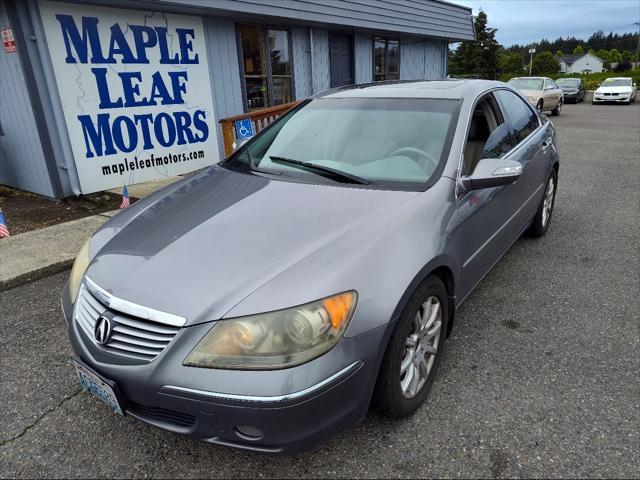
top-left (562, 91), bottom-right (579, 101)
top-left (593, 94), bottom-right (631, 103)
top-left (62, 285), bottom-right (387, 454)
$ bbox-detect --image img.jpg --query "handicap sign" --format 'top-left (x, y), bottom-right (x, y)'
top-left (235, 119), bottom-right (254, 140)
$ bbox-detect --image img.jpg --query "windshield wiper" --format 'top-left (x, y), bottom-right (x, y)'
top-left (268, 156), bottom-right (372, 185)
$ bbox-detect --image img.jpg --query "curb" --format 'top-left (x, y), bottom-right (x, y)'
top-left (0, 212), bottom-right (115, 292)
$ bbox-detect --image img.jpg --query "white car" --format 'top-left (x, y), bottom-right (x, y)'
top-left (593, 77), bottom-right (637, 104)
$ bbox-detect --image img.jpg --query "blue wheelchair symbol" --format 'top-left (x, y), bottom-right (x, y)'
top-left (235, 119), bottom-right (254, 140)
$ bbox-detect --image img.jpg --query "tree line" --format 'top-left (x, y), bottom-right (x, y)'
top-left (449, 11), bottom-right (639, 79)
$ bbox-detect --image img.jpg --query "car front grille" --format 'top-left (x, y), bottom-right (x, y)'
top-left (127, 401), bottom-right (196, 428)
top-left (74, 284), bottom-right (180, 362)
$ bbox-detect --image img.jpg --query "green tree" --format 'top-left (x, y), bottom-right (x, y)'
top-left (609, 48), bottom-right (622, 63)
top-left (555, 50), bottom-right (564, 57)
top-left (532, 51), bottom-right (561, 75)
top-left (449, 10), bottom-right (501, 79)
top-left (497, 51), bottom-right (523, 75)
top-left (597, 49), bottom-right (611, 69)
top-left (572, 44), bottom-right (584, 55)
top-left (621, 50), bottom-right (633, 62)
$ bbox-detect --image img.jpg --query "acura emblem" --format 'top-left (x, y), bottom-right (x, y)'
top-left (94, 315), bottom-right (112, 345)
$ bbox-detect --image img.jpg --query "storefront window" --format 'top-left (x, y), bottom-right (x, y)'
top-left (239, 25), bottom-right (293, 110)
top-left (374, 37), bottom-right (400, 81)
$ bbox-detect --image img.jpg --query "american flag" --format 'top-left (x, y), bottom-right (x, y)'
top-left (119, 185), bottom-right (130, 209)
top-left (0, 209), bottom-right (10, 238)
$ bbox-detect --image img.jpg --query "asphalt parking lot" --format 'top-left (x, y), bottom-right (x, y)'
top-left (1, 102), bottom-right (638, 479)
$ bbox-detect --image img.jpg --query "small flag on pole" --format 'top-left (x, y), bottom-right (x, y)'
top-left (0, 209), bottom-right (10, 238)
top-left (119, 185), bottom-right (130, 209)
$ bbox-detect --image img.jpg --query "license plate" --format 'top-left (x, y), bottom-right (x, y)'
top-left (73, 359), bottom-right (124, 416)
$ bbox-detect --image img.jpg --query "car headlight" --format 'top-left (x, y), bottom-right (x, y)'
top-left (184, 291), bottom-right (357, 370)
top-left (68, 239), bottom-right (90, 302)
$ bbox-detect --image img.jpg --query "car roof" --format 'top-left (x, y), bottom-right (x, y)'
top-left (605, 77), bottom-right (632, 80)
top-left (510, 76), bottom-right (548, 80)
top-left (316, 79), bottom-right (504, 100)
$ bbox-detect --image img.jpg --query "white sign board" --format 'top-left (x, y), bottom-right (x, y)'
top-left (39, 1), bottom-right (219, 194)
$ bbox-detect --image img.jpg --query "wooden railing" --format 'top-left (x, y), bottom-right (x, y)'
top-left (219, 100), bottom-right (303, 156)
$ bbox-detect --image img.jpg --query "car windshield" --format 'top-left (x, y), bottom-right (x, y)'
top-left (557, 78), bottom-right (580, 87)
top-left (602, 78), bottom-right (632, 87)
top-left (508, 78), bottom-right (544, 90)
top-left (223, 98), bottom-right (460, 189)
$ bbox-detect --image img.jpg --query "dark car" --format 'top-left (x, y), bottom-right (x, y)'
top-left (556, 77), bottom-right (585, 103)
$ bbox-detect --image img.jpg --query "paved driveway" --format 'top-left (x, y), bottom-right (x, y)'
top-left (1, 103), bottom-right (638, 478)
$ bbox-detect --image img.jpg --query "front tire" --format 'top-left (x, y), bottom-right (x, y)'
top-left (527, 170), bottom-right (557, 237)
top-left (536, 99), bottom-right (544, 112)
top-left (373, 275), bottom-right (448, 419)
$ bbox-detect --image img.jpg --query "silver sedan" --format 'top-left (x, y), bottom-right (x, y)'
top-left (62, 79), bottom-right (560, 454)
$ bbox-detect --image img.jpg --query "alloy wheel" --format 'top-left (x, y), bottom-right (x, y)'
top-left (542, 176), bottom-right (555, 227)
top-left (400, 296), bottom-right (442, 399)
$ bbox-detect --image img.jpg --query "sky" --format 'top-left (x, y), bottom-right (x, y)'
top-left (451, 0), bottom-right (640, 47)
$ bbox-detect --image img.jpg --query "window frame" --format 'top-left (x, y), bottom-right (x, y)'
top-left (236, 24), bottom-right (296, 112)
top-left (372, 36), bottom-right (401, 81)
top-left (456, 88), bottom-right (544, 192)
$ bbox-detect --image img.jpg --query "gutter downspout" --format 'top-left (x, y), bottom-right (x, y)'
top-left (27, 0), bottom-right (82, 196)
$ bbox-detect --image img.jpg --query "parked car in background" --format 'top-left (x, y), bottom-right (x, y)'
top-left (62, 80), bottom-right (559, 454)
top-left (556, 77), bottom-right (586, 103)
top-left (593, 77), bottom-right (637, 105)
top-left (508, 77), bottom-right (563, 115)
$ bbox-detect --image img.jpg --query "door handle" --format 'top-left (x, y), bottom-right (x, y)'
top-left (541, 138), bottom-right (551, 153)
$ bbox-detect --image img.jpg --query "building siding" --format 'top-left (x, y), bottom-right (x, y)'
top-left (292, 27), bottom-right (313, 99)
top-left (400, 38), bottom-right (446, 80)
top-left (0, 0), bottom-right (53, 197)
top-left (156, 0), bottom-right (474, 41)
top-left (310, 28), bottom-right (331, 93)
top-left (203, 16), bottom-right (244, 158)
top-left (354, 32), bottom-right (372, 83)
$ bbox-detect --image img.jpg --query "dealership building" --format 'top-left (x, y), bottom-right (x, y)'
top-left (0, 0), bottom-right (474, 198)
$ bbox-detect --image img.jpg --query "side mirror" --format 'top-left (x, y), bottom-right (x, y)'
top-left (460, 158), bottom-right (523, 191)
top-left (232, 138), bottom-right (249, 151)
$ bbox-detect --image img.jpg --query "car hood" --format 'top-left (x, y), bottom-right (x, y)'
top-left (86, 166), bottom-right (419, 325)
top-left (596, 86), bottom-right (632, 94)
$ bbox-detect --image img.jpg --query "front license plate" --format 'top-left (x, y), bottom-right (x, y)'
top-left (73, 359), bottom-right (124, 416)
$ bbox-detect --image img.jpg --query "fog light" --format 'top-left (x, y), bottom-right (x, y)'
top-left (235, 425), bottom-right (264, 440)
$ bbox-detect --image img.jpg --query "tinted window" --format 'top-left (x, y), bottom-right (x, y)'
top-left (495, 90), bottom-right (539, 145)
top-left (482, 122), bottom-right (513, 159)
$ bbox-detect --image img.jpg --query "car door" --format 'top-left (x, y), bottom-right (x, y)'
top-left (494, 89), bottom-right (550, 235)
top-left (543, 79), bottom-right (560, 108)
top-left (453, 92), bottom-right (522, 299)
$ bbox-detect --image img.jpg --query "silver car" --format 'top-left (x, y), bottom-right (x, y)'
top-left (62, 80), bottom-right (559, 454)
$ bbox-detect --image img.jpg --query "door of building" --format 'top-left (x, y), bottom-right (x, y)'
top-left (329, 33), bottom-right (354, 88)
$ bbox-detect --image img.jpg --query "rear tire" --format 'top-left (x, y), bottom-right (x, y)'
top-left (372, 275), bottom-right (448, 419)
top-left (527, 170), bottom-right (557, 237)
top-left (551, 98), bottom-right (562, 116)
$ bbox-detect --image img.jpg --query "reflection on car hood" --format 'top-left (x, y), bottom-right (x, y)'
top-left (86, 166), bottom-right (418, 325)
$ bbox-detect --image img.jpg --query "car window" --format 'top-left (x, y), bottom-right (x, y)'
top-left (223, 98), bottom-right (460, 189)
top-left (602, 78), bottom-right (632, 87)
top-left (494, 90), bottom-right (539, 145)
top-left (508, 78), bottom-right (544, 91)
top-left (462, 94), bottom-right (513, 175)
